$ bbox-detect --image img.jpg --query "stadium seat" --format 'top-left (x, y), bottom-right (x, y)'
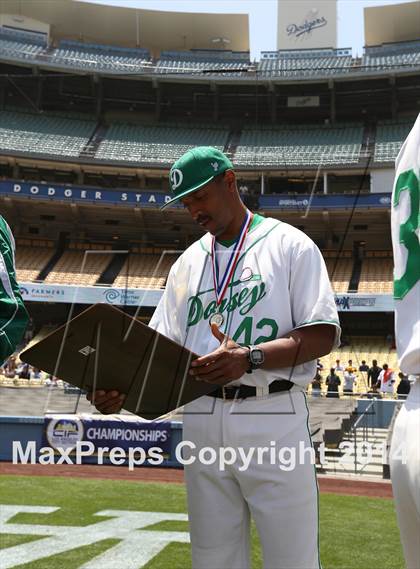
top-left (362, 40), bottom-right (420, 72)
top-left (358, 252), bottom-right (393, 294)
top-left (324, 255), bottom-right (354, 293)
top-left (49, 40), bottom-right (152, 74)
top-left (258, 48), bottom-right (353, 78)
top-left (113, 252), bottom-right (180, 289)
top-left (234, 124), bottom-right (363, 168)
top-left (155, 49), bottom-right (250, 76)
top-left (374, 120), bottom-right (415, 163)
top-left (96, 123), bottom-right (229, 165)
top-left (15, 242), bottom-right (55, 283)
top-left (0, 110), bottom-right (96, 158)
top-left (44, 245), bottom-right (114, 286)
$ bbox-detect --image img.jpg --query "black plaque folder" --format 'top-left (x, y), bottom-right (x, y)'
top-left (20, 303), bottom-right (215, 419)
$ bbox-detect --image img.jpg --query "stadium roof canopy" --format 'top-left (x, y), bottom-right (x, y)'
top-left (364, 1), bottom-right (420, 46)
top-left (0, 0), bottom-right (250, 55)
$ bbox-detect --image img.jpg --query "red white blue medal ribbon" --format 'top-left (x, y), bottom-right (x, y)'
top-left (211, 210), bottom-right (252, 315)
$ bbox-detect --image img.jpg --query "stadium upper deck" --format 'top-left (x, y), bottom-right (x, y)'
top-left (0, 108), bottom-right (415, 169)
top-left (0, 26), bottom-right (419, 79)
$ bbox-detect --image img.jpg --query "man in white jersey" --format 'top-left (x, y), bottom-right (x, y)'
top-left (390, 113), bottom-right (420, 569)
top-left (89, 147), bottom-right (340, 569)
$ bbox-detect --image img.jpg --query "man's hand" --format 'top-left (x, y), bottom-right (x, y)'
top-left (189, 323), bottom-right (249, 385)
top-left (86, 390), bottom-right (125, 414)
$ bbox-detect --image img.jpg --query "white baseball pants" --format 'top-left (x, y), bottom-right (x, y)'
top-left (182, 388), bottom-right (320, 569)
top-left (390, 378), bottom-right (420, 569)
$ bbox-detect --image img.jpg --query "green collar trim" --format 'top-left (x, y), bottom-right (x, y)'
top-left (199, 213), bottom-right (266, 253)
top-left (217, 213), bottom-right (265, 248)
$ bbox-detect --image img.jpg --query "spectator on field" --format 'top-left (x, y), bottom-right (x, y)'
top-left (397, 372), bottom-right (411, 399)
top-left (334, 359), bottom-right (344, 373)
top-left (17, 361), bottom-right (30, 380)
top-left (326, 368), bottom-right (341, 398)
top-left (30, 367), bottom-right (41, 380)
top-left (3, 355), bottom-right (17, 378)
top-left (44, 375), bottom-right (58, 387)
top-left (343, 368), bottom-right (357, 395)
top-left (316, 359), bottom-right (324, 372)
top-left (368, 359), bottom-right (381, 388)
top-left (311, 373), bottom-right (322, 397)
top-left (377, 363), bottom-right (395, 395)
top-left (359, 360), bottom-right (369, 372)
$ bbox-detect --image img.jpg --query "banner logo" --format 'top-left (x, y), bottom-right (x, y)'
top-left (46, 418), bottom-right (84, 451)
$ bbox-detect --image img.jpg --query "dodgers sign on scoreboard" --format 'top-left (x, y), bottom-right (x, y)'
top-left (278, 0), bottom-right (337, 50)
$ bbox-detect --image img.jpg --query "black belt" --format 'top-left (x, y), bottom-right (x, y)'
top-left (209, 380), bottom-right (293, 400)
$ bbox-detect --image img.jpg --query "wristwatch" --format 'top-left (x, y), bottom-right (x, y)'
top-left (245, 345), bottom-right (265, 373)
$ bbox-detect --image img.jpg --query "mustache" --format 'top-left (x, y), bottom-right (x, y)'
top-left (195, 214), bottom-right (211, 225)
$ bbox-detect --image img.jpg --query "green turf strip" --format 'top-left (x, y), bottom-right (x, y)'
top-left (0, 534), bottom-right (46, 550)
top-left (0, 475), bottom-right (404, 569)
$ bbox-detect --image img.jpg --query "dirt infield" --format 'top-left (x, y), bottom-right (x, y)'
top-left (0, 462), bottom-right (393, 498)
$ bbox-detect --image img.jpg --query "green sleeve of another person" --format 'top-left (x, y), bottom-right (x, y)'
top-left (0, 215), bottom-right (29, 364)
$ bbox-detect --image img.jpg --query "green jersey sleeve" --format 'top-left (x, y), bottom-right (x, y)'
top-left (0, 215), bottom-right (29, 364)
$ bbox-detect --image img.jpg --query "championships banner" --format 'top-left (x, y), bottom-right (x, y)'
top-left (43, 415), bottom-right (172, 457)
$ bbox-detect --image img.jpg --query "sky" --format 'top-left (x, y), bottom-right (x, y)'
top-left (85, 0), bottom-right (413, 59)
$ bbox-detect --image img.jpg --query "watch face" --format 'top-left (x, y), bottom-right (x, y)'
top-left (250, 348), bottom-right (264, 365)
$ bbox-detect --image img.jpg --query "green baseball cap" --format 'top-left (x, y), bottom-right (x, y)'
top-left (161, 146), bottom-right (233, 209)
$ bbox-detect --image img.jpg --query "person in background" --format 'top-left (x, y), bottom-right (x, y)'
top-left (359, 360), bottom-right (369, 372)
top-left (17, 361), bottom-right (30, 380)
top-left (30, 367), bottom-right (41, 380)
top-left (377, 363), bottom-right (395, 395)
top-left (343, 367), bottom-right (357, 395)
top-left (0, 215), bottom-right (29, 365)
top-left (311, 373), bottom-right (322, 397)
top-left (3, 355), bottom-right (17, 378)
top-left (326, 367), bottom-right (341, 398)
top-left (367, 359), bottom-right (381, 388)
top-left (396, 372), bottom-right (411, 399)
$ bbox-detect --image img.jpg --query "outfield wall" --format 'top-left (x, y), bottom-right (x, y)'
top-left (0, 400), bottom-right (399, 465)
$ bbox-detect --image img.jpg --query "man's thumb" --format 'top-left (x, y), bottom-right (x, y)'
top-left (211, 323), bottom-right (225, 343)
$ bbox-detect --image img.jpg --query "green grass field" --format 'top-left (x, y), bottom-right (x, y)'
top-left (0, 475), bottom-right (404, 569)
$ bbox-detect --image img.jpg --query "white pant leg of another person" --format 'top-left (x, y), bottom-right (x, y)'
top-left (390, 378), bottom-right (420, 569)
